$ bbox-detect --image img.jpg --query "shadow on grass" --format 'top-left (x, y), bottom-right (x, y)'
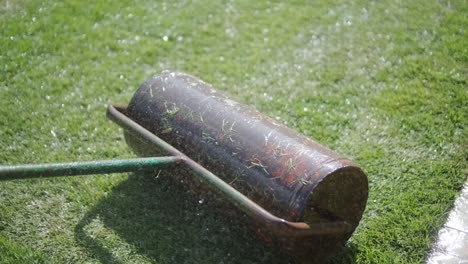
top-left (74, 171), bottom-right (292, 264)
top-left (326, 242), bottom-right (360, 264)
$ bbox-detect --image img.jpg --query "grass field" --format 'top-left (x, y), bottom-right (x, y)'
top-left (1, 0), bottom-right (467, 263)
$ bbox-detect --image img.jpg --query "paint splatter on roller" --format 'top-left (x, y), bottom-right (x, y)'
top-left (0, 71), bottom-right (368, 263)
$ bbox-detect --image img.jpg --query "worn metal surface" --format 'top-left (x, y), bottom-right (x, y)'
top-left (0, 157), bottom-right (180, 180)
top-left (108, 105), bottom-right (352, 238)
top-left (122, 71), bottom-right (369, 261)
top-left (0, 69), bottom-right (369, 262)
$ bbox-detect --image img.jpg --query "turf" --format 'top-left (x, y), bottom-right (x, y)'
top-left (0, 0), bottom-right (467, 263)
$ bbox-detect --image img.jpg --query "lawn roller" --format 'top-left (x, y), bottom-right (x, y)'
top-left (0, 71), bottom-right (368, 263)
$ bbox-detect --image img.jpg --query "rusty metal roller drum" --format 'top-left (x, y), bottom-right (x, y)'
top-left (124, 71), bottom-right (368, 256)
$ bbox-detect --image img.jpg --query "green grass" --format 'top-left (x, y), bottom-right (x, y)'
top-left (0, 236), bottom-right (46, 264)
top-left (1, 0), bottom-right (467, 263)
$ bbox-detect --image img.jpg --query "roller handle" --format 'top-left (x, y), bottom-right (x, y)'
top-left (0, 157), bottom-right (180, 180)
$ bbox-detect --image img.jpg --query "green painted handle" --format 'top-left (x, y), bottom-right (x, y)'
top-left (0, 156), bottom-right (180, 180)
